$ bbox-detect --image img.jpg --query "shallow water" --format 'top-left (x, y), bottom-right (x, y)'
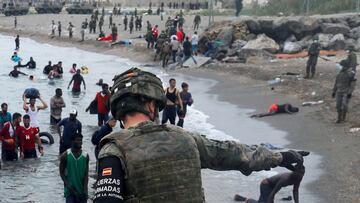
top-left (0, 35), bottom-right (321, 203)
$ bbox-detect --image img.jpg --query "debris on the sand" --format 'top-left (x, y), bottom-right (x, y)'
top-left (268, 77), bottom-right (282, 85)
top-left (182, 56), bottom-right (211, 68)
top-left (302, 100), bottom-right (324, 106)
top-left (349, 128), bottom-right (360, 133)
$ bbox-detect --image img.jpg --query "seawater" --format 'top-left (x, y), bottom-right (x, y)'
top-left (0, 35), bottom-right (321, 203)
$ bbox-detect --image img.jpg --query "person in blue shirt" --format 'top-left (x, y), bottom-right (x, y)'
top-left (177, 82), bottom-right (193, 128)
top-left (91, 117), bottom-right (117, 159)
top-left (57, 109), bottom-right (82, 154)
top-left (0, 103), bottom-right (12, 129)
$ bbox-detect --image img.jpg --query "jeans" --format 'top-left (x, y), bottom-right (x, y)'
top-left (172, 50), bottom-right (178, 62)
top-left (162, 105), bottom-right (177, 125)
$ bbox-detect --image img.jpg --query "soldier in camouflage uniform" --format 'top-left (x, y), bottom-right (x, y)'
top-left (305, 40), bottom-right (321, 79)
top-left (154, 31), bottom-right (167, 61)
top-left (99, 15), bottom-right (104, 33)
top-left (332, 59), bottom-right (355, 123)
top-left (93, 68), bottom-right (308, 203)
top-left (347, 46), bottom-right (357, 96)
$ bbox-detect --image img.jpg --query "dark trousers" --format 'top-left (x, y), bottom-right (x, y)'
top-left (336, 92), bottom-right (349, 112)
top-left (66, 195), bottom-right (86, 203)
top-left (177, 108), bottom-right (187, 127)
top-left (172, 50), bottom-right (177, 62)
top-left (59, 143), bottom-right (71, 155)
top-left (306, 55), bottom-right (318, 77)
top-left (24, 149), bottom-right (37, 159)
top-left (162, 105), bottom-right (177, 125)
top-left (1, 149), bottom-right (18, 161)
top-left (97, 113), bottom-right (109, 126)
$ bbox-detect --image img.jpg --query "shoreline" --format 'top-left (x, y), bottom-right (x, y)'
top-left (178, 68), bottom-right (360, 202)
top-left (1, 18), bottom-right (360, 201)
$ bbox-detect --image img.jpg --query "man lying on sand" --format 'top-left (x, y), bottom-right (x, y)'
top-left (251, 103), bottom-right (299, 118)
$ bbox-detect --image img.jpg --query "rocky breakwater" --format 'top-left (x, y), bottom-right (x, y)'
top-left (199, 13), bottom-right (360, 63)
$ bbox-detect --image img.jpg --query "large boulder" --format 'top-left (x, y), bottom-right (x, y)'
top-left (283, 41), bottom-right (303, 54)
top-left (242, 34), bottom-right (280, 53)
top-left (326, 33), bottom-right (346, 50)
top-left (321, 23), bottom-right (350, 35)
top-left (316, 33), bottom-right (333, 48)
top-left (347, 16), bottom-right (360, 28)
top-left (237, 49), bottom-right (274, 61)
top-left (245, 19), bottom-right (261, 34)
top-left (216, 26), bottom-right (234, 47)
top-left (354, 38), bottom-right (360, 51)
top-left (258, 19), bottom-right (274, 34)
top-left (350, 27), bottom-right (360, 39)
top-left (299, 17), bottom-right (320, 32)
top-left (272, 18), bottom-right (293, 41)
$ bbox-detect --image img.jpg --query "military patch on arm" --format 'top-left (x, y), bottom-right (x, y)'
top-left (94, 156), bottom-right (125, 203)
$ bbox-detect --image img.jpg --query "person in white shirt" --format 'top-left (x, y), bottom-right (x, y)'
top-left (191, 31), bottom-right (199, 55)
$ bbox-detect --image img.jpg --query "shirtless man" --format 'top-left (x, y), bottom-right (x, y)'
top-left (161, 78), bottom-right (183, 125)
top-left (234, 164), bottom-right (305, 203)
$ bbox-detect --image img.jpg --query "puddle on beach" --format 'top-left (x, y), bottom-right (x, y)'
top-left (0, 35), bottom-right (321, 203)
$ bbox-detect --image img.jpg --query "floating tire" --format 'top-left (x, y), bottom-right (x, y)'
top-left (39, 132), bottom-right (54, 145)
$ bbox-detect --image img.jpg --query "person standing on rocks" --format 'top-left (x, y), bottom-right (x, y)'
top-left (332, 59), bottom-right (355, 123)
top-left (347, 46), bottom-right (357, 97)
top-left (305, 40), bottom-right (321, 79)
top-left (14, 17), bottom-right (17, 28)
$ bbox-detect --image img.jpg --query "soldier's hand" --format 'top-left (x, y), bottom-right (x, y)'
top-left (332, 92), bottom-right (336, 98)
top-left (347, 94), bottom-right (352, 99)
top-left (279, 150), bottom-right (310, 167)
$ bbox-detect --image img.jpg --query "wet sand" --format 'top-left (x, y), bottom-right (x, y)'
top-left (179, 68), bottom-right (360, 202)
top-left (1, 13), bottom-right (360, 202)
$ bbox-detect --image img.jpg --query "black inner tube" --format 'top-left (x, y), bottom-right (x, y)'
top-left (39, 132), bottom-right (54, 145)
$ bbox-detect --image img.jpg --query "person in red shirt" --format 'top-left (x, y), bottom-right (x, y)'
top-left (251, 104), bottom-right (299, 118)
top-left (68, 69), bottom-right (86, 94)
top-left (88, 83), bottom-right (111, 126)
top-left (176, 28), bottom-right (184, 43)
top-left (152, 25), bottom-right (159, 42)
top-left (18, 114), bottom-right (44, 159)
top-left (0, 112), bottom-right (22, 161)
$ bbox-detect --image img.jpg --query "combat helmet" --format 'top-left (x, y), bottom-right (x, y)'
top-left (109, 68), bottom-right (166, 121)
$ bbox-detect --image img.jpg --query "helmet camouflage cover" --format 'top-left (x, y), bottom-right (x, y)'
top-left (110, 68), bottom-right (166, 120)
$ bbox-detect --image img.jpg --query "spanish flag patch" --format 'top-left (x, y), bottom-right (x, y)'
top-left (102, 168), bottom-right (112, 176)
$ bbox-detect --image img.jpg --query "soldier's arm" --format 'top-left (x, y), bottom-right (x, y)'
top-left (332, 77), bottom-right (338, 94)
top-left (191, 134), bottom-right (282, 176)
top-left (94, 143), bottom-right (125, 203)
